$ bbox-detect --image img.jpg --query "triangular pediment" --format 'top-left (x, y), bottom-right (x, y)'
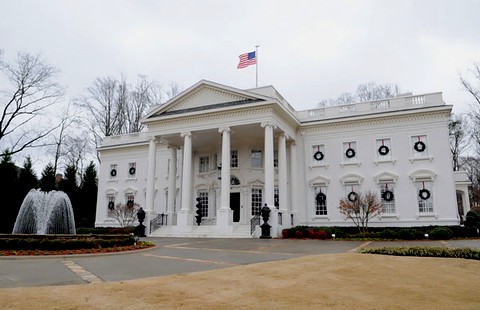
top-left (144, 80), bottom-right (269, 120)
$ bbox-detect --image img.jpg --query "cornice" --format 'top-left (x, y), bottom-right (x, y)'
top-left (147, 106), bottom-right (274, 130)
top-left (301, 109), bottom-right (450, 133)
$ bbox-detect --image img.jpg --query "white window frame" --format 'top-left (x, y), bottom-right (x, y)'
top-left (311, 144), bottom-right (326, 166)
top-left (341, 141), bottom-right (360, 166)
top-left (410, 134), bottom-right (433, 162)
top-left (197, 191), bottom-right (209, 218)
top-left (109, 164), bottom-right (118, 180)
top-left (251, 187), bottom-right (263, 216)
top-left (379, 182), bottom-right (396, 215)
top-left (416, 181), bottom-right (434, 214)
top-left (314, 185), bottom-right (328, 216)
top-left (251, 150), bottom-right (262, 168)
top-left (230, 150), bottom-right (238, 168)
top-left (199, 155), bottom-right (210, 174)
top-left (374, 137), bottom-right (394, 164)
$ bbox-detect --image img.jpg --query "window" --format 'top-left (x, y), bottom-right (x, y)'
top-left (314, 186), bottom-right (327, 215)
top-left (199, 156), bottom-right (209, 173)
top-left (230, 150), bottom-right (238, 168)
top-left (376, 138), bottom-right (392, 160)
top-left (417, 181), bottom-right (434, 213)
top-left (274, 188), bottom-right (279, 209)
top-left (107, 195), bottom-right (115, 214)
top-left (128, 162), bottom-right (136, 178)
top-left (343, 183), bottom-right (360, 202)
top-left (312, 144), bottom-right (325, 163)
top-left (251, 150), bottom-right (262, 168)
top-left (274, 150), bottom-right (278, 168)
top-left (125, 194), bottom-right (135, 208)
top-left (198, 191), bottom-right (209, 217)
top-left (110, 164), bottom-right (118, 179)
top-left (380, 183), bottom-right (395, 214)
top-left (251, 188), bottom-right (263, 215)
top-left (343, 141), bottom-right (357, 162)
top-left (411, 135), bottom-right (428, 158)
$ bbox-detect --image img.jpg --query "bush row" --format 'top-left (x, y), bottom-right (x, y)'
top-left (0, 236), bottom-right (135, 250)
top-left (360, 246), bottom-right (480, 260)
top-left (282, 226), bottom-right (469, 240)
top-left (76, 227), bottom-right (136, 235)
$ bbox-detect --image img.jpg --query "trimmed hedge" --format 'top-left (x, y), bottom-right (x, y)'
top-left (282, 225), bottom-right (478, 240)
top-left (76, 227), bottom-right (135, 235)
top-left (360, 246), bottom-right (480, 260)
top-left (0, 235), bottom-right (135, 250)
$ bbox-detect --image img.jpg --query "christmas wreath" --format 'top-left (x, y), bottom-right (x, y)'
top-left (414, 141), bottom-right (426, 152)
top-left (110, 169), bottom-right (117, 177)
top-left (347, 191), bottom-right (358, 202)
top-left (274, 194), bottom-right (279, 207)
top-left (378, 145), bottom-right (389, 156)
top-left (345, 148), bottom-right (356, 158)
top-left (419, 189), bottom-right (431, 200)
top-left (313, 151), bottom-right (324, 161)
top-left (316, 192), bottom-right (326, 204)
top-left (382, 190), bottom-right (394, 201)
top-left (129, 167), bottom-right (136, 175)
top-left (127, 200), bottom-right (134, 208)
top-left (108, 201), bottom-right (115, 210)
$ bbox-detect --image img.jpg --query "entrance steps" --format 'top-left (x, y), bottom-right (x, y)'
top-left (149, 224), bottom-right (253, 238)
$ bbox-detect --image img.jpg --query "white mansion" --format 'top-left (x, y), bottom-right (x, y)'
top-left (95, 80), bottom-right (471, 237)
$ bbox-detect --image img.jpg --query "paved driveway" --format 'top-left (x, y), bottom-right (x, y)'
top-left (0, 238), bottom-right (478, 288)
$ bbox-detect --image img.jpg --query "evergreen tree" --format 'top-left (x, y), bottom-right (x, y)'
top-left (0, 151), bottom-right (19, 232)
top-left (39, 163), bottom-right (56, 192)
top-left (79, 161), bottom-right (98, 227)
top-left (59, 164), bottom-right (81, 226)
top-left (17, 156), bottom-right (39, 197)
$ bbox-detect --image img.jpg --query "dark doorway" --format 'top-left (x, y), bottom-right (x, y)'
top-left (230, 192), bottom-right (240, 222)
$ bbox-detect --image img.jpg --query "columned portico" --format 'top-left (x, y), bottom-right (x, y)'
top-left (178, 131), bottom-right (193, 230)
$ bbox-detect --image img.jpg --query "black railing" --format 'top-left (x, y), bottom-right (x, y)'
top-left (150, 213), bottom-right (168, 234)
top-left (250, 215), bottom-right (260, 235)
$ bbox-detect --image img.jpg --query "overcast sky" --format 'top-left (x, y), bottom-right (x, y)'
top-left (1, 0), bottom-right (479, 111)
top-left (1, 0), bottom-right (480, 170)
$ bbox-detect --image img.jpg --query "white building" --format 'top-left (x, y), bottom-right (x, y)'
top-left (95, 80), bottom-right (471, 237)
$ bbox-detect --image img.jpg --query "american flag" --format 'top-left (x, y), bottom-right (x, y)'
top-left (237, 51), bottom-right (256, 69)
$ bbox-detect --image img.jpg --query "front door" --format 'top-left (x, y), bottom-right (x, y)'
top-left (230, 192), bottom-right (240, 222)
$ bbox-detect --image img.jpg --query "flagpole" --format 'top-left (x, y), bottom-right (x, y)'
top-left (255, 45), bottom-right (259, 87)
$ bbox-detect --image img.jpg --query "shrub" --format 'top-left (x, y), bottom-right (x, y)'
top-left (295, 230), bottom-right (304, 238)
top-left (379, 229), bottom-right (399, 240)
top-left (428, 227), bottom-right (453, 240)
top-left (398, 228), bottom-right (424, 240)
top-left (465, 210), bottom-right (480, 228)
top-left (316, 230), bottom-right (328, 240)
top-left (306, 229), bottom-right (317, 239)
top-left (281, 229), bottom-right (289, 238)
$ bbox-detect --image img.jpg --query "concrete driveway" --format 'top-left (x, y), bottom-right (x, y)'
top-left (0, 238), bottom-right (478, 288)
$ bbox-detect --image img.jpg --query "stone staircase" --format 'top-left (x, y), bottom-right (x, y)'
top-left (149, 223), bottom-right (254, 238)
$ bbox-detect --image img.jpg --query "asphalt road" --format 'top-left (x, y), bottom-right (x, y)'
top-left (0, 238), bottom-right (478, 288)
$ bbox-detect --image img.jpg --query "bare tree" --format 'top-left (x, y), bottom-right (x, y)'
top-left (449, 114), bottom-right (469, 171)
top-left (338, 190), bottom-right (383, 236)
top-left (126, 75), bottom-right (162, 133)
top-left (460, 63), bottom-right (480, 154)
top-left (319, 82), bottom-right (400, 107)
top-left (109, 202), bottom-right (139, 227)
top-left (0, 51), bottom-right (64, 156)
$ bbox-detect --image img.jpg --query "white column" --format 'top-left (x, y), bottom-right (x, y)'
top-left (167, 146), bottom-right (177, 215)
top-left (262, 123), bottom-right (275, 208)
top-left (289, 141), bottom-right (297, 215)
top-left (219, 127), bottom-right (231, 210)
top-left (180, 132), bottom-right (192, 212)
top-left (145, 137), bottom-right (157, 212)
top-left (278, 134), bottom-right (288, 212)
top-left (217, 127), bottom-right (233, 233)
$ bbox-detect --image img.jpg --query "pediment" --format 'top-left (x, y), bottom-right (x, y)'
top-left (308, 175), bottom-right (331, 187)
top-left (374, 171), bottom-right (399, 183)
top-left (144, 80), bottom-right (268, 120)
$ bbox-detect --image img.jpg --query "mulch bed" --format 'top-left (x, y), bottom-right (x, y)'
top-left (0, 242), bottom-right (154, 256)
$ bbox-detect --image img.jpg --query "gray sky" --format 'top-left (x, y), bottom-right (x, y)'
top-left (1, 0), bottom-right (479, 110)
top-left (1, 0), bottom-right (479, 169)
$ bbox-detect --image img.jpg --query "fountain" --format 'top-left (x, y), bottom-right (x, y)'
top-left (12, 189), bottom-right (76, 235)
